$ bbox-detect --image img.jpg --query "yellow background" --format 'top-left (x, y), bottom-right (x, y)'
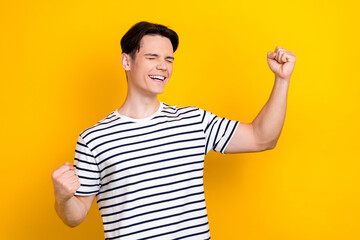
top-left (1, 0), bottom-right (359, 239)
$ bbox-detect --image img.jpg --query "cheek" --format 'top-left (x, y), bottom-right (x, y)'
top-left (168, 64), bottom-right (174, 75)
top-left (134, 66), bottom-right (149, 78)
top-left (134, 59), bottom-right (150, 71)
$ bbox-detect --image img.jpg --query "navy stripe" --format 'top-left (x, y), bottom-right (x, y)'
top-left (100, 152), bottom-right (203, 183)
top-left (100, 191), bottom-right (204, 215)
top-left (99, 145), bottom-right (204, 174)
top-left (173, 229), bottom-right (210, 240)
top-left (77, 175), bottom-right (100, 180)
top-left (135, 220), bottom-right (209, 240)
top-left (201, 109), bottom-right (206, 124)
top-left (204, 114), bottom-right (217, 132)
top-left (86, 115), bottom-right (201, 145)
top-left (75, 149), bottom-right (94, 158)
top-left (97, 182), bottom-right (204, 205)
top-left (104, 206), bottom-right (206, 232)
top-left (76, 189), bottom-right (98, 194)
top-left (99, 155), bottom-right (204, 188)
top-left (76, 141), bottom-right (87, 148)
top-left (75, 165), bottom-right (99, 173)
top-left (153, 108), bottom-right (198, 119)
top-left (94, 129), bottom-right (203, 158)
top-left (103, 198), bottom-right (205, 224)
top-left (74, 158), bottom-right (97, 166)
top-left (82, 121), bottom-right (133, 139)
top-left (157, 107), bottom-right (198, 115)
top-left (214, 119), bottom-right (230, 150)
top-left (80, 183), bottom-right (100, 187)
top-left (162, 104), bottom-right (176, 110)
top-left (91, 123), bottom-right (202, 152)
top-left (97, 175), bottom-right (203, 203)
top-left (99, 166), bottom-right (204, 195)
top-left (97, 137), bottom-right (204, 167)
top-left (104, 113), bottom-right (116, 120)
top-left (213, 118), bottom-right (225, 148)
top-left (101, 153), bottom-right (204, 183)
top-left (81, 116), bottom-right (125, 138)
top-left (161, 106), bottom-right (197, 115)
top-left (96, 137), bottom-right (204, 165)
top-left (220, 121), bottom-right (239, 153)
top-left (205, 121), bottom-right (217, 154)
top-left (106, 215), bottom-right (208, 239)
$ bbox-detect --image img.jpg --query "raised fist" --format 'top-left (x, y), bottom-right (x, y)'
top-left (51, 162), bottom-right (81, 204)
top-left (267, 46), bottom-right (296, 81)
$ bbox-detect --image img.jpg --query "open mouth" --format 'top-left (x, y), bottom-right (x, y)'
top-left (148, 75), bottom-right (166, 82)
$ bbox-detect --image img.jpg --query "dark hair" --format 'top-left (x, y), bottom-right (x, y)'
top-left (121, 21), bottom-right (179, 60)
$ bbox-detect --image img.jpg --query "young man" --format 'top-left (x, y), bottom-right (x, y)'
top-left (51, 21), bottom-right (296, 239)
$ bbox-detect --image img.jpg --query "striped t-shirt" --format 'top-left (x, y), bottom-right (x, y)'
top-left (73, 102), bottom-right (239, 240)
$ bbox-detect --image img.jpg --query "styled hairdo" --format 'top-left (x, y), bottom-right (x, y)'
top-left (121, 21), bottom-right (179, 60)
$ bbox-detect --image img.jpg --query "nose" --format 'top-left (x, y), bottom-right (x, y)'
top-left (156, 60), bottom-right (167, 70)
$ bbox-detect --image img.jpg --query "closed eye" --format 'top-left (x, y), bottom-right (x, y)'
top-left (147, 58), bottom-right (173, 63)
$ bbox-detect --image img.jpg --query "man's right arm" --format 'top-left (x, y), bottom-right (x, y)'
top-left (51, 162), bottom-right (95, 227)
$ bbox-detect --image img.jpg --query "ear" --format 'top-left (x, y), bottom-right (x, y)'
top-left (121, 53), bottom-right (132, 71)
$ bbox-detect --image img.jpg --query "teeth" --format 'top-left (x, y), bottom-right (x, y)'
top-left (149, 75), bottom-right (165, 81)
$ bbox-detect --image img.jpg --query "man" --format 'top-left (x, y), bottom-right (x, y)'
top-left (51, 21), bottom-right (296, 239)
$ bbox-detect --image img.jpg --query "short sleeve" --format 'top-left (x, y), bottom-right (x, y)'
top-left (201, 109), bottom-right (240, 155)
top-left (73, 134), bottom-right (101, 196)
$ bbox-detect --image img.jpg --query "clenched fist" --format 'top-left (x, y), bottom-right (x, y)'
top-left (51, 162), bottom-right (81, 204)
top-left (267, 46), bottom-right (296, 81)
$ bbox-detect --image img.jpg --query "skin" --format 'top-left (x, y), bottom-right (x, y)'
top-left (51, 34), bottom-right (296, 226)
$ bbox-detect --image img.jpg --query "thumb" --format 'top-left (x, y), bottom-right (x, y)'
top-left (64, 162), bottom-right (73, 167)
top-left (267, 51), bottom-right (276, 60)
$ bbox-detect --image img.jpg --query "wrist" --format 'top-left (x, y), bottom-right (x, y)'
top-left (55, 192), bottom-right (74, 206)
top-left (275, 76), bottom-right (290, 87)
top-left (275, 75), bottom-right (291, 82)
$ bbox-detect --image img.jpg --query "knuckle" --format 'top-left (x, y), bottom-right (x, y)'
top-left (54, 175), bottom-right (63, 184)
top-left (65, 185), bottom-right (73, 193)
top-left (52, 168), bottom-right (61, 178)
top-left (73, 184), bottom-right (80, 193)
top-left (53, 177), bottom-right (61, 185)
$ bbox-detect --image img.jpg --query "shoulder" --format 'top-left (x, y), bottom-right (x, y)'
top-left (161, 102), bottom-right (201, 115)
top-left (78, 109), bottom-right (121, 143)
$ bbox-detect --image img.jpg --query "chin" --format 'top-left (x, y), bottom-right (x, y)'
top-left (153, 90), bottom-right (165, 95)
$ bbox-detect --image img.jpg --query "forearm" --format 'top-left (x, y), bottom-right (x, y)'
top-left (55, 195), bottom-right (87, 228)
top-left (252, 77), bottom-right (290, 148)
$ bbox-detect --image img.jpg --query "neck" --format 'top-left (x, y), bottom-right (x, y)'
top-left (117, 91), bottom-right (160, 119)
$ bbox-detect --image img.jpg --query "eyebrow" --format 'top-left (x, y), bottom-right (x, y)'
top-left (144, 53), bottom-right (175, 60)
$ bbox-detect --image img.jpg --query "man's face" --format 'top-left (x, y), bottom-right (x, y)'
top-left (124, 34), bottom-right (174, 97)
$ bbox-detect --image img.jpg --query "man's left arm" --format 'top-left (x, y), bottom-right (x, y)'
top-left (225, 46), bottom-right (296, 153)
